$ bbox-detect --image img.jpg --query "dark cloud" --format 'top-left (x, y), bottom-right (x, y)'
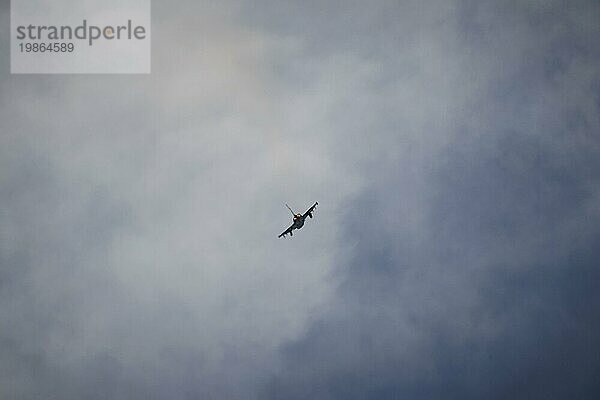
top-left (263, 1), bottom-right (600, 399)
top-left (266, 130), bottom-right (600, 399)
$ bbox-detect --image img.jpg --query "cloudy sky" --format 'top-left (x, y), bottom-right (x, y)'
top-left (1, 0), bottom-right (600, 399)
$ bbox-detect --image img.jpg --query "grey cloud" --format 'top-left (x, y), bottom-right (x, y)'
top-left (1, 1), bottom-right (341, 398)
top-left (2, 1), bottom-right (600, 399)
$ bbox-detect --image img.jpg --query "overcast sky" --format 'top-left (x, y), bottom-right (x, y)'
top-left (1, 1), bottom-right (600, 399)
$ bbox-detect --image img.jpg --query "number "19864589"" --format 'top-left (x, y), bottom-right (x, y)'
top-left (19, 42), bottom-right (74, 53)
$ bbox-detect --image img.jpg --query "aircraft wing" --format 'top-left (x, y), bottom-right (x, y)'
top-left (303, 202), bottom-right (318, 218)
top-left (278, 224), bottom-right (294, 238)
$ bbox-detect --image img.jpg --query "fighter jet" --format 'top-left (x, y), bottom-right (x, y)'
top-left (278, 202), bottom-right (318, 238)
